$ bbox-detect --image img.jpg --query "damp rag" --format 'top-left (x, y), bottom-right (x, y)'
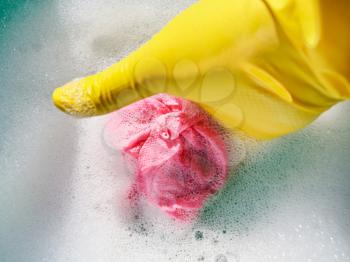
top-left (104, 94), bottom-right (228, 220)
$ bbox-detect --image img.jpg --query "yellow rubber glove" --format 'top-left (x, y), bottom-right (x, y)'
top-left (52, 0), bottom-right (350, 140)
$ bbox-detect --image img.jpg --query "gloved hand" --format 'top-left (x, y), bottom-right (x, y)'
top-left (52, 0), bottom-right (350, 139)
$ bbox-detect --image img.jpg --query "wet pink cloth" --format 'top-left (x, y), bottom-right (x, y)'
top-left (104, 94), bottom-right (228, 220)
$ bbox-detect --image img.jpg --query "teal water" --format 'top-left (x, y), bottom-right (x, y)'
top-left (1, 1), bottom-right (349, 262)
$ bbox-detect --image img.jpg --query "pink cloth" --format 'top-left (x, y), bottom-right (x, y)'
top-left (104, 94), bottom-right (228, 220)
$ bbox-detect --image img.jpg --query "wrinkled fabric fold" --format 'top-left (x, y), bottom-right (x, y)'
top-left (104, 94), bottom-right (228, 220)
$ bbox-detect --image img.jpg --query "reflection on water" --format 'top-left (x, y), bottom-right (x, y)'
top-left (0, 1), bottom-right (349, 262)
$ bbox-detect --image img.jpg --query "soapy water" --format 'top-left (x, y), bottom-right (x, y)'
top-left (1, 1), bottom-right (350, 262)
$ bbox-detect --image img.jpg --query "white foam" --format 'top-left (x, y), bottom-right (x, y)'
top-left (1, 1), bottom-right (350, 262)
